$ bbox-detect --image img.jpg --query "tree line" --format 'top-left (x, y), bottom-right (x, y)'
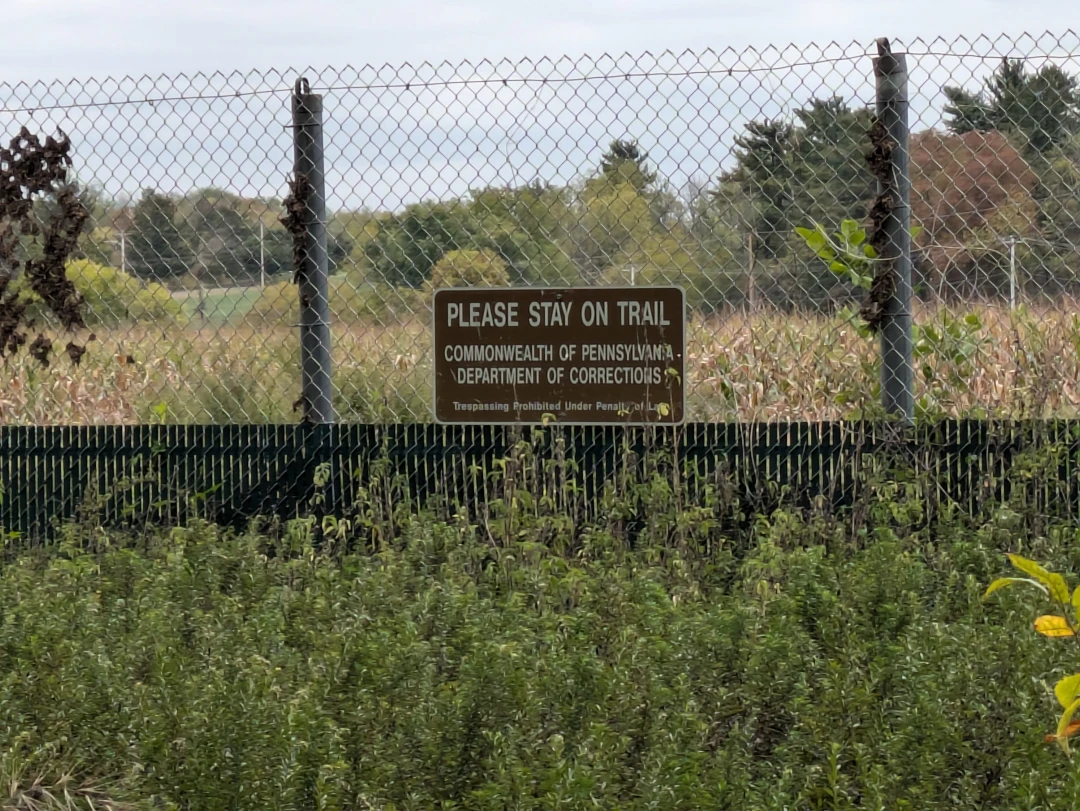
top-left (70, 56), bottom-right (1080, 313)
top-left (80, 188), bottom-right (354, 289)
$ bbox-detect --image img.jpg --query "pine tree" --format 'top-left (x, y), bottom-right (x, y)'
top-left (728, 120), bottom-right (795, 259)
top-left (792, 96), bottom-right (876, 228)
top-left (944, 58), bottom-right (1080, 154)
top-left (599, 139), bottom-right (657, 192)
top-left (128, 189), bottom-right (188, 280)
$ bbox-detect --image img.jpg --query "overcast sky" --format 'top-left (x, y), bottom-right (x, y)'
top-left (1, 1), bottom-right (1078, 212)
top-left (1, 0), bottom-right (1077, 81)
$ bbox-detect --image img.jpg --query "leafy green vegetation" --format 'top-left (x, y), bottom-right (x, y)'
top-left (3, 439), bottom-right (1080, 808)
top-left (18, 260), bottom-right (186, 328)
top-left (985, 554), bottom-right (1080, 755)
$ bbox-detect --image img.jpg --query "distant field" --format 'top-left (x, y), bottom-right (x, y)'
top-left (173, 285), bottom-right (268, 325)
top-left (2, 298), bottom-right (1080, 425)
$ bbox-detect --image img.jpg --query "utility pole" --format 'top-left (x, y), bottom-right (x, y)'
top-left (260, 220), bottom-right (266, 289)
top-left (747, 232), bottom-right (757, 312)
top-left (1007, 235), bottom-right (1017, 310)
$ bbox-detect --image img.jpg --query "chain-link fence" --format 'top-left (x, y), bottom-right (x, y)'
top-left (2, 30), bottom-right (1080, 425)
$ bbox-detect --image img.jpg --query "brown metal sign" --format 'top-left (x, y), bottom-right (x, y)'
top-left (432, 286), bottom-right (685, 425)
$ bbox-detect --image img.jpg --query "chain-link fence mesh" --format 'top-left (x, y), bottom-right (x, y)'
top-left (2, 30), bottom-right (1079, 425)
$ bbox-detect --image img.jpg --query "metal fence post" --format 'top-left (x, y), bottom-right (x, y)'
top-left (291, 78), bottom-right (335, 424)
top-left (874, 39), bottom-right (914, 424)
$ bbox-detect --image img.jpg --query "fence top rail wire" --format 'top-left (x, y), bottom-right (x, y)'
top-left (1, 30), bottom-right (1078, 112)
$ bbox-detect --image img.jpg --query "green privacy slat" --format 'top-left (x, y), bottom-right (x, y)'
top-left (1, 421), bottom-right (1078, 542)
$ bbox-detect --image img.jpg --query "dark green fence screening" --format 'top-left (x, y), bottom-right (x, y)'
top-left (3, 421), bottom-right (1079, 541)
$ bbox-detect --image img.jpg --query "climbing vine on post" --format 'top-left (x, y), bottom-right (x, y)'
top-left (797, 218), bottom-right (991, 421)
top-left (795, 218), bottom-right (924, 310)
top-left (795, 220), bottom-right (879, 292)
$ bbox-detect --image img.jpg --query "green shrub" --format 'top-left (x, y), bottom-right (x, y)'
top-left (10, 440), bottom-right (1080, 807)
top-left (245, 276), bottom-right (415, 325)
top-left (430, 247), bottom-right (511, 288)
top-left (22, 259), bottom-right (186, 327)
top-left (4, 491), bottom-right (1080, 808)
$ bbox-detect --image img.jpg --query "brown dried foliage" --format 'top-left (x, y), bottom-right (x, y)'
top-left (860, 117), bottom-right (896, 331)
top-left (27, 334), bottom-right (51, 367)
top-left (910, 129), bottom-right (1037, 287)
top-left (280, 172), bottom-right (312, 282)
top-left (280, 172), bottom-right (315, 418)
top-left (0, 126), bottom-right (89, 366)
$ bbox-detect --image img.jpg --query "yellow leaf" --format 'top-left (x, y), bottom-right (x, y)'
top-left (983, 577), bottom-right (1047, 600)
top-left (1035, 615), bottom-right (1075, 637)
top-left (1009, 553), bottom-right (1053, 582)
top-left (1055, 674), bottom-right (1080, 709)
top-left (1049, 574), bottom-right (1072, 606)
top-left (1008, 554), bottom-right (1070, 604)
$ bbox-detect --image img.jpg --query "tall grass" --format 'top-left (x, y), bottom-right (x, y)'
top-left (2, 302), bottom-right (1080, 424)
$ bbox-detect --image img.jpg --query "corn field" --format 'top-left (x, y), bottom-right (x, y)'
top-left (2, 31), bottom-right (1080, 424)
top-left (0, 300), bottom-right (1077, 425)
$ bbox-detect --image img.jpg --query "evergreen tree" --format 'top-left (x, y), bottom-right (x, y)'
top-left (944, 57), bottom-right (1080, 154)
top-left (727, 120), bottom-right (795, 259)
top-left (128, 189), bottom-right (188, 280)
top-left (792, 96), bottom-right (875, 228)
top-left (599, 139), bottom-right (657, 192)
